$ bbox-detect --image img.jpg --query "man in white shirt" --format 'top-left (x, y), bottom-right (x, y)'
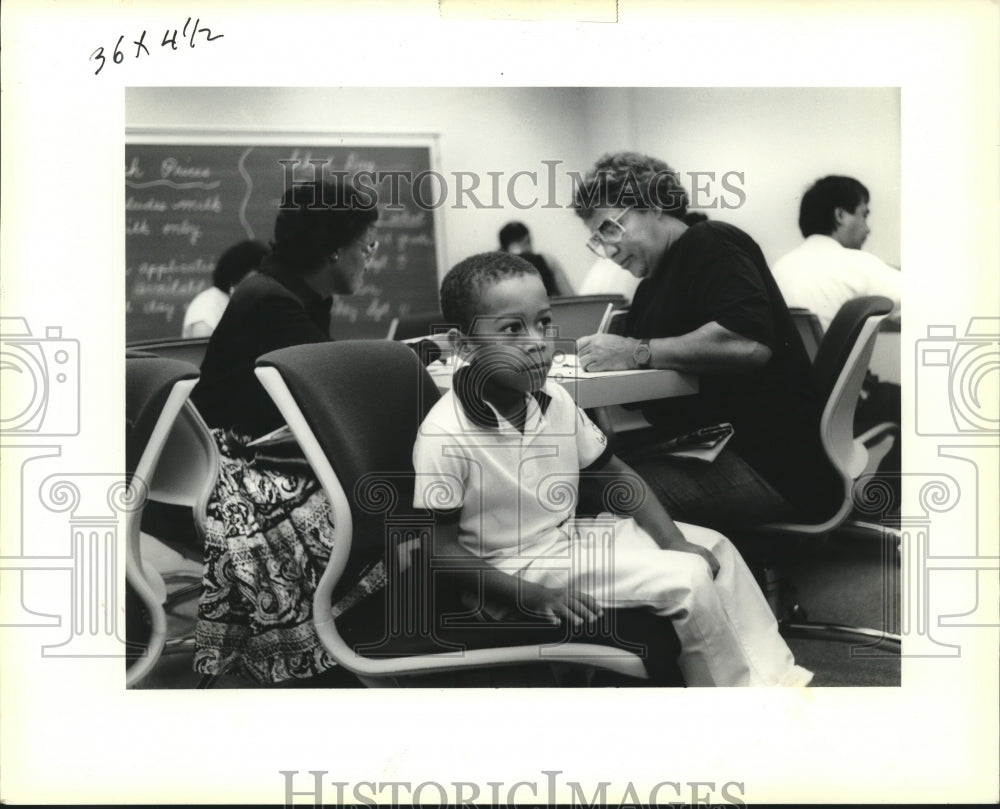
top-left (771, 175), bottom-right (900, 331)
top-left (773, 175), bottom-right (901, 515)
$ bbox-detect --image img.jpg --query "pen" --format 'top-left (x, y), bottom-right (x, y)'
top-left (596, 303), bottom-right (615, 335)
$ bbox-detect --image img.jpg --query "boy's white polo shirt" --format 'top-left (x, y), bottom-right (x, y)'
top-left (413, 376), bottom-right (610, 573)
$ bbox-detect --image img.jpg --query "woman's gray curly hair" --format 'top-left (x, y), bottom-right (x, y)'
top-left (571, 151), bottom-right (689, 221)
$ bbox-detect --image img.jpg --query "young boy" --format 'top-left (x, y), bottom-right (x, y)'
top-left (412, 252), bottom-right (812, 687)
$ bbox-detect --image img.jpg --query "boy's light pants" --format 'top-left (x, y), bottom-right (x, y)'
top-left (517, 516), bottom-right (813, 687)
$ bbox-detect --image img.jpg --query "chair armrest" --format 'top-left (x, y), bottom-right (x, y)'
top-left (857, 421), bottom-right (898, 478)
top-left (857, 420), bottom-right (899, 446)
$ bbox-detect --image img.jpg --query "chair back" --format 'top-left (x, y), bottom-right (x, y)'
top-left (788, 308), bottom-right (825, 362)
top-left (256, 341), bottom-right (441, 561)
top-left (812, 296), bottom-right (894, 481)
top-left (126, 337), bottom-right (211, 368)
top-left (389, 310), bottom-right (451, 341)
top-left (549, 295), bottom-right (628, 341)
top-left (254, 341), bottom-right (666, 682)
top-left (126, 356), bottom-right (218, 686)
top-left (126, 357), bottom-right (200, 479)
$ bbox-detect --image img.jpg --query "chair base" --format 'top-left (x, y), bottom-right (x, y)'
top-left (780, 620), bottom-right (901, 651)
top-left (764, 569), bottom-right (901, 653)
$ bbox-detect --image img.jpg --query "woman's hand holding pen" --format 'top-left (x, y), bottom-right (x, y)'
top-left (577, 334), bottom-right (640, 371)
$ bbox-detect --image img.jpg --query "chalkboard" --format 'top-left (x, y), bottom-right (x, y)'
top-left (125, 132), bottom-right (442, 342)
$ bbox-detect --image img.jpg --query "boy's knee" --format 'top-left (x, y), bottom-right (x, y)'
top-left (679, 522), bottom-right (729, 554)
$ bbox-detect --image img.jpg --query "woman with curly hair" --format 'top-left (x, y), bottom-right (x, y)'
top-left (574, 152), bottom-right (840, 531)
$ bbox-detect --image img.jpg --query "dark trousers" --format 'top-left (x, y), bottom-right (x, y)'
top-left (622, 444), bottom-right (796, 531)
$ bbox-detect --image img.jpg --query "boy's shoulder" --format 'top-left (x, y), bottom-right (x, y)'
top-left (417, 386), bottom-right (498, 441)
top-left (541, 378), bottom-right (576, 408)
top-left (419, 388), bottom-right (465, 434)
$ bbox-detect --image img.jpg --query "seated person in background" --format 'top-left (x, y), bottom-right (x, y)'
top-left (573, 152), bottom-right (841, 530)
top-left (771, 175), bottom-right (900, 332)
top-left (181, 239), bottom-right (268, 338)
top-left (499, 220), bottom-right (574, 297)
top-left (190, 179), bottom-right (384, 684)
top-left (772, 175), bottom-right (902, 512)
top-left (412, 252), bottom-right (812, 686)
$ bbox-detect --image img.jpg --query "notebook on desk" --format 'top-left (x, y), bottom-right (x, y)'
top-left (658, 422), bottom-right (734, 462)
top-left (549, 353), bottom-right (661, 378)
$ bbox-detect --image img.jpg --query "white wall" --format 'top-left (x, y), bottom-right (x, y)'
top-left (614, 87), bottom-right (901, 267)
top-left (125, 86), bottom-right (597, 287)
top-left (126, 86), bottom-right (901, 289)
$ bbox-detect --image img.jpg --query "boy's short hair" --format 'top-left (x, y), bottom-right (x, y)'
top-left (798, 175), bottom-right (870, 238)
top-left (440, 251), bottom-right (542, 334)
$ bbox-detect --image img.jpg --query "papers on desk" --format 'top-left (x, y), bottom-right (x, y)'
top-left (549, 353), bottom-right (612, 378)
top-left (425, 351), bottom-right (698, 409)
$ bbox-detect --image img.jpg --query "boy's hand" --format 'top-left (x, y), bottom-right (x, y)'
top-left (520, 581), bottom-right (603, 626)
top-left (674, 541), bottom-right (721, 579)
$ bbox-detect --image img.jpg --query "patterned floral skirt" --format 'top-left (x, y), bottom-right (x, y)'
top-left (194, 429), bottom-right (384, 684)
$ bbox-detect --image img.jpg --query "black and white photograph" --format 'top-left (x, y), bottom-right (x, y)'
top-left (122, 86), bottom-right (903, 695)
top-left (2, 2), bottom-right (997, 806)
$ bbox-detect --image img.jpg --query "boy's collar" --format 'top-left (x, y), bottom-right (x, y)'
top-left (452, 364), bottom-right (552, 430)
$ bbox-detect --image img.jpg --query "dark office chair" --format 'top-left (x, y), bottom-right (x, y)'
top-left (126, 337), bottom-right (212, 368)
top-left (788, 307), bottom-right (825, 363)
top-left (254, 340), bottom-right (683, 686)
top-left (738, 296), bottom-right (901, 649)
top-left (548, 295), bottom-right (628, 341)
top-left (388, 310), bottom-right (452, 341)
top-left (125, 357), bottom-right (219, 686)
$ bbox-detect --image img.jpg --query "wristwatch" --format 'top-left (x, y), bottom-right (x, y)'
top-left (632, 339), bottom-right (652, 369)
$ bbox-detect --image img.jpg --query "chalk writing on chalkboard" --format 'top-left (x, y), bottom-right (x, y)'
top-left (125, 138), bottom-right (441, 342)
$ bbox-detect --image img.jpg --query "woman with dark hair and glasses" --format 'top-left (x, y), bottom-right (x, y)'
top-left (191, 178), bottom-right (384, 685)
top-left (573, 152), bottom-right (839, 531)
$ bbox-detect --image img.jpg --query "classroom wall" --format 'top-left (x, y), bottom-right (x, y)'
top-left (611, 87), bottom-right (902, 267)
top-left (125, 86), bottom-right (598, 292)
top-left (126, 86), bottom-right (901, 295)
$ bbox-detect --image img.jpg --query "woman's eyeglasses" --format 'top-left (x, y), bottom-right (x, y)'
top-left (586, 205), bottom-right (634, 259)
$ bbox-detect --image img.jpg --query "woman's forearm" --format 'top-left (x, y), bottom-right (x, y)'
top-left (649, 321), bottom-right (771, 375)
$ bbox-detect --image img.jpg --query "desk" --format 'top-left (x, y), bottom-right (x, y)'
top-left (869, 322), bottom-right (900, 384)
top-left (426, 355), bottom-right (698, 409)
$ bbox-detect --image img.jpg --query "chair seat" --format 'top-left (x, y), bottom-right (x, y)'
top-left (335, 580), bottom-right (684, 684)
